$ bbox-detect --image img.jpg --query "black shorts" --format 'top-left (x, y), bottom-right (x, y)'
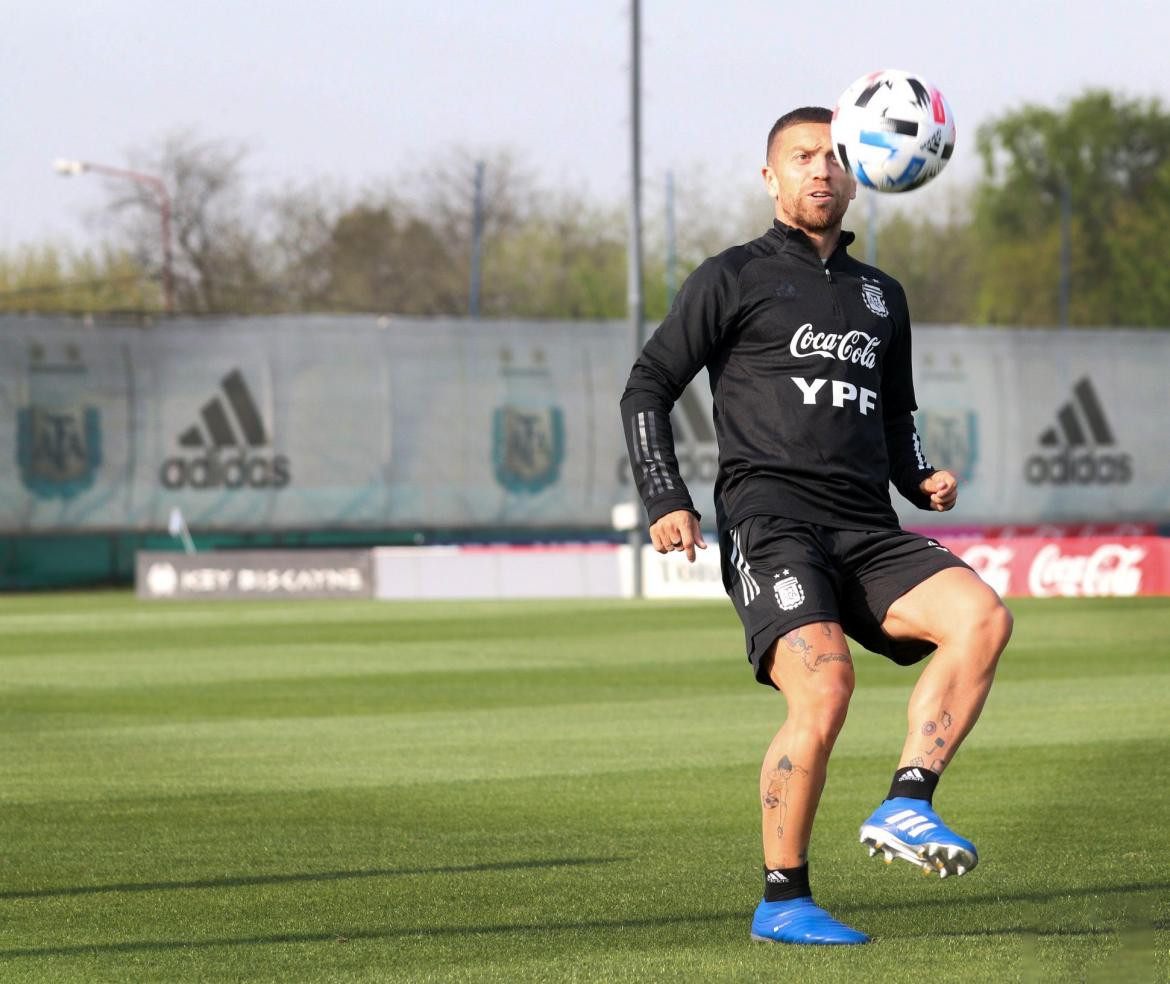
top-left (719, 516), bottom-right (972, 687)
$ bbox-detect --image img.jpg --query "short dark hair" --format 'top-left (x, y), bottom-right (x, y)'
top-left (767, 107), bottom-right (833, 161)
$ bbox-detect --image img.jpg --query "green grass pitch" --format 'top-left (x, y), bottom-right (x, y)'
top-left (0, 592), bottom-right (1167, 982)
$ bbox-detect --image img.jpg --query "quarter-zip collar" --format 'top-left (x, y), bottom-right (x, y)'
top-left (766, 219), bottom-right (856, 268)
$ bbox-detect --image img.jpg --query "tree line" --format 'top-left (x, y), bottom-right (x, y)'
top-left (4, 89), bottom-right (1169, 327)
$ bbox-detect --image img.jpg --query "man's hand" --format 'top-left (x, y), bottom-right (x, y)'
top-left (920, 470), bottom-right (959, 512)
top-left (648, 509), bottom-right (707, 562)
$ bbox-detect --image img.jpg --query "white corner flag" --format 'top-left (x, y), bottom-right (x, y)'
top-left (168, 506), bottom-right (196, 555)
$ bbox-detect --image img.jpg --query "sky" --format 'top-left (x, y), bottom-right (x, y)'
top-left (5, 0), bottom-right (1170, 251)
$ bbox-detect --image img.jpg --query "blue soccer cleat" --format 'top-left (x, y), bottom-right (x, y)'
top-left (859, 796), bottom-right (978, 878)
top-left (750, 897), bottom-right (870, 945)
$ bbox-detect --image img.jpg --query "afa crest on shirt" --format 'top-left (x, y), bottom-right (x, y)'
top-left (860, 279), bottom-right (889, 317)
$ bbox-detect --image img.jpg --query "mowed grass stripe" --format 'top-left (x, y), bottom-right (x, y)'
top-left (3, 668), bottom-right (1166, 804)
top-left (0, 594), bottom-right (1166, 983)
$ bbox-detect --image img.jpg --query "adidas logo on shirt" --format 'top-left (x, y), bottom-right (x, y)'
top-left (160, 370), bottom-right (291, 490)
top-left (1024, 377), bottom-right (1131, 486)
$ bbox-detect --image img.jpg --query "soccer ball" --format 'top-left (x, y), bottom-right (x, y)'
top-left (831, 69), bottom-right (956, 193)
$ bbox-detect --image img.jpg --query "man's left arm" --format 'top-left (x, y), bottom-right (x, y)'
top-left (881, 281), bottom-right (957, 513)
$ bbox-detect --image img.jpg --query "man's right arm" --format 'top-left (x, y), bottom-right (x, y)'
top-left (619, 257), bottom-right (737, 527)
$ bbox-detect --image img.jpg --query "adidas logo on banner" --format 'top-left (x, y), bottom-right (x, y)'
top-left (1025, 377), bottom-right (1131, 486)
top-left (160, 370), bottom-right (291, 490)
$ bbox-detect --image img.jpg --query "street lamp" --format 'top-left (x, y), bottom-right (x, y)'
top-left (53, 158), bottom-right (175, 314)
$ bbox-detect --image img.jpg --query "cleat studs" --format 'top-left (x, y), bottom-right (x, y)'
top-left (921, 864), bottom-right (932, 875)
top-left (868, 846), bottom-right (878, 857)
top-left (939, 868), bottom-right (948, 879)
top-left (956, 865), bottom-right (967, 876)
top-left (948, 846), bottom-right (959, 860)
top-left (883, 850), bottom-right (895, 862)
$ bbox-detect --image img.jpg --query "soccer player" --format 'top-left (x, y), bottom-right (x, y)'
top-left (619, 107), bottom-right (1012, 945)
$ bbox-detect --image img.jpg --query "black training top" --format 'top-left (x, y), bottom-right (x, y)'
top-left (620, 219), bottom-right (936, 533)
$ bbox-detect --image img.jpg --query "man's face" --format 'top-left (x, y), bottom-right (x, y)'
top-left (762, 122), bottom-right (855, 233)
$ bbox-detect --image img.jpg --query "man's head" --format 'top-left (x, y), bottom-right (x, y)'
top-left (762, 107), bottom-right (855, 236)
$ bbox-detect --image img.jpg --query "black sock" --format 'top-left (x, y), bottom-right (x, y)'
top-left (888, 766), bottom-right (939, 804)
top-left (763, 863), bottom-right (811, 902)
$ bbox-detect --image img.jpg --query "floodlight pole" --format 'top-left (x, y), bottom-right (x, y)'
top-left (626, 0), bottom-right (646, 598)
top-left (665, 169), bottom-right (677, 308)
top-left (1058, 179), bottom-right (1071, 329)
top-left (54, 158), bottom-right (175, 314)
top-left (470, 160), bottom-right (485, 317)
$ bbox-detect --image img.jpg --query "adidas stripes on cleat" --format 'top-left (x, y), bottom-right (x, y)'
top-left (859, 797), bottom-right (978, 879)
top-left (750, 898), bottom-right (870, 945)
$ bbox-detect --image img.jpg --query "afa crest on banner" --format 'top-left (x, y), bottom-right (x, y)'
top-left (492, 405), bottom-right (565, 494)
top-left (17, 406), bottom-right (103, 499)
top-left (916, 409), bottom-right (978, 484)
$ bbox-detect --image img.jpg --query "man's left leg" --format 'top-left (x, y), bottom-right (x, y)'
top-left (861, 568), bottom-right (1012, 876)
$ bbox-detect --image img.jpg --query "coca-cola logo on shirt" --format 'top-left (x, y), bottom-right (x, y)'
top-left (789, 323), bottom-right (880, 369)
top-left (1027, 543), bottom-right (1146, 598)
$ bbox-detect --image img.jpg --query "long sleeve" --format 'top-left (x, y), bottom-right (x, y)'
top-left (619, 256), bottom-right (739, 525)
top-left (884, 411), bottom-right (935, 510)
top-left (879, 280), bottom-right (934, 510)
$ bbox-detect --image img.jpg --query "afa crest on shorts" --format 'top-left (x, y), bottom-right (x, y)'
top-left (774, 573), bottom-right (805, 612)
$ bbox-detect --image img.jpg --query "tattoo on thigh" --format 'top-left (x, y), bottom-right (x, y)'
top-left (812, 651), bottom-right (851, 669)
top-left (763, 753), bottom-right (809, 842)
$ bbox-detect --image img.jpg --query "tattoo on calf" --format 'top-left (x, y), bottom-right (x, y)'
top-left (909, 756), bottom-right (925, 767)
top-left (763, 753), bottom-right (809, 843)
top-left (922, 721), bottom-right (937, 736)
top-left (934, 738), bottom-right (946, 748)
top-left (941, 710), bottom-right (953, 730)
top-left (931, 758), bottom-right (947, 772)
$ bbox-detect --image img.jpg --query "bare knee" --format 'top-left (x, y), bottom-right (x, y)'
top-left (788, 671), bottom-right (855, 746)
top-left (947, 592), bottom-right (1013, 671)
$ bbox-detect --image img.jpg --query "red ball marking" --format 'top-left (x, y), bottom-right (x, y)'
top-left (930, 88), bottom-right (947, 125)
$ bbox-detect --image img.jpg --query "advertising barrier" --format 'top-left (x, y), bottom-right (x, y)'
top-left (136, 550), bottom-right (374, 600)
top-left (136, 537), bottom-right (1170, 601)
top-left (5, 317), bottom-right (1170, 533)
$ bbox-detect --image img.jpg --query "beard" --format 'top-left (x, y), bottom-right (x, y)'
top-left (785, 192), bottom-right (850, 232)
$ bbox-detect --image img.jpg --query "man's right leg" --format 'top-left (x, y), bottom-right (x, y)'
top-left (758, 621), bottom-right (855, 868)
top-left (751, 620), bottom-right (868, 945)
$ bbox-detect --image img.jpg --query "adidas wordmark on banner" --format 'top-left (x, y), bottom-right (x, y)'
top-left (160, 370), bottom-right (291, 490)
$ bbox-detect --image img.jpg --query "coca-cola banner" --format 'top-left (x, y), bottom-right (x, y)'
top-left (953, 536), bottom-right (1170, 598)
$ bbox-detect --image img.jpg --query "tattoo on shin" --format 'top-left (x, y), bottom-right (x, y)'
top-left (763, 753), bottom-right (809, 842)
top-left (922, 720), bottom-right (937, 736)
top-left (909, 756), bottom-right (925, 767)
top-left (941, 710), bottom-right (953, 730)
top-left (931, 758), bottom-right (947, 772)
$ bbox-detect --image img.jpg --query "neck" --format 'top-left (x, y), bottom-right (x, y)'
top-left (797, 223), bottom-right (842, 260)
